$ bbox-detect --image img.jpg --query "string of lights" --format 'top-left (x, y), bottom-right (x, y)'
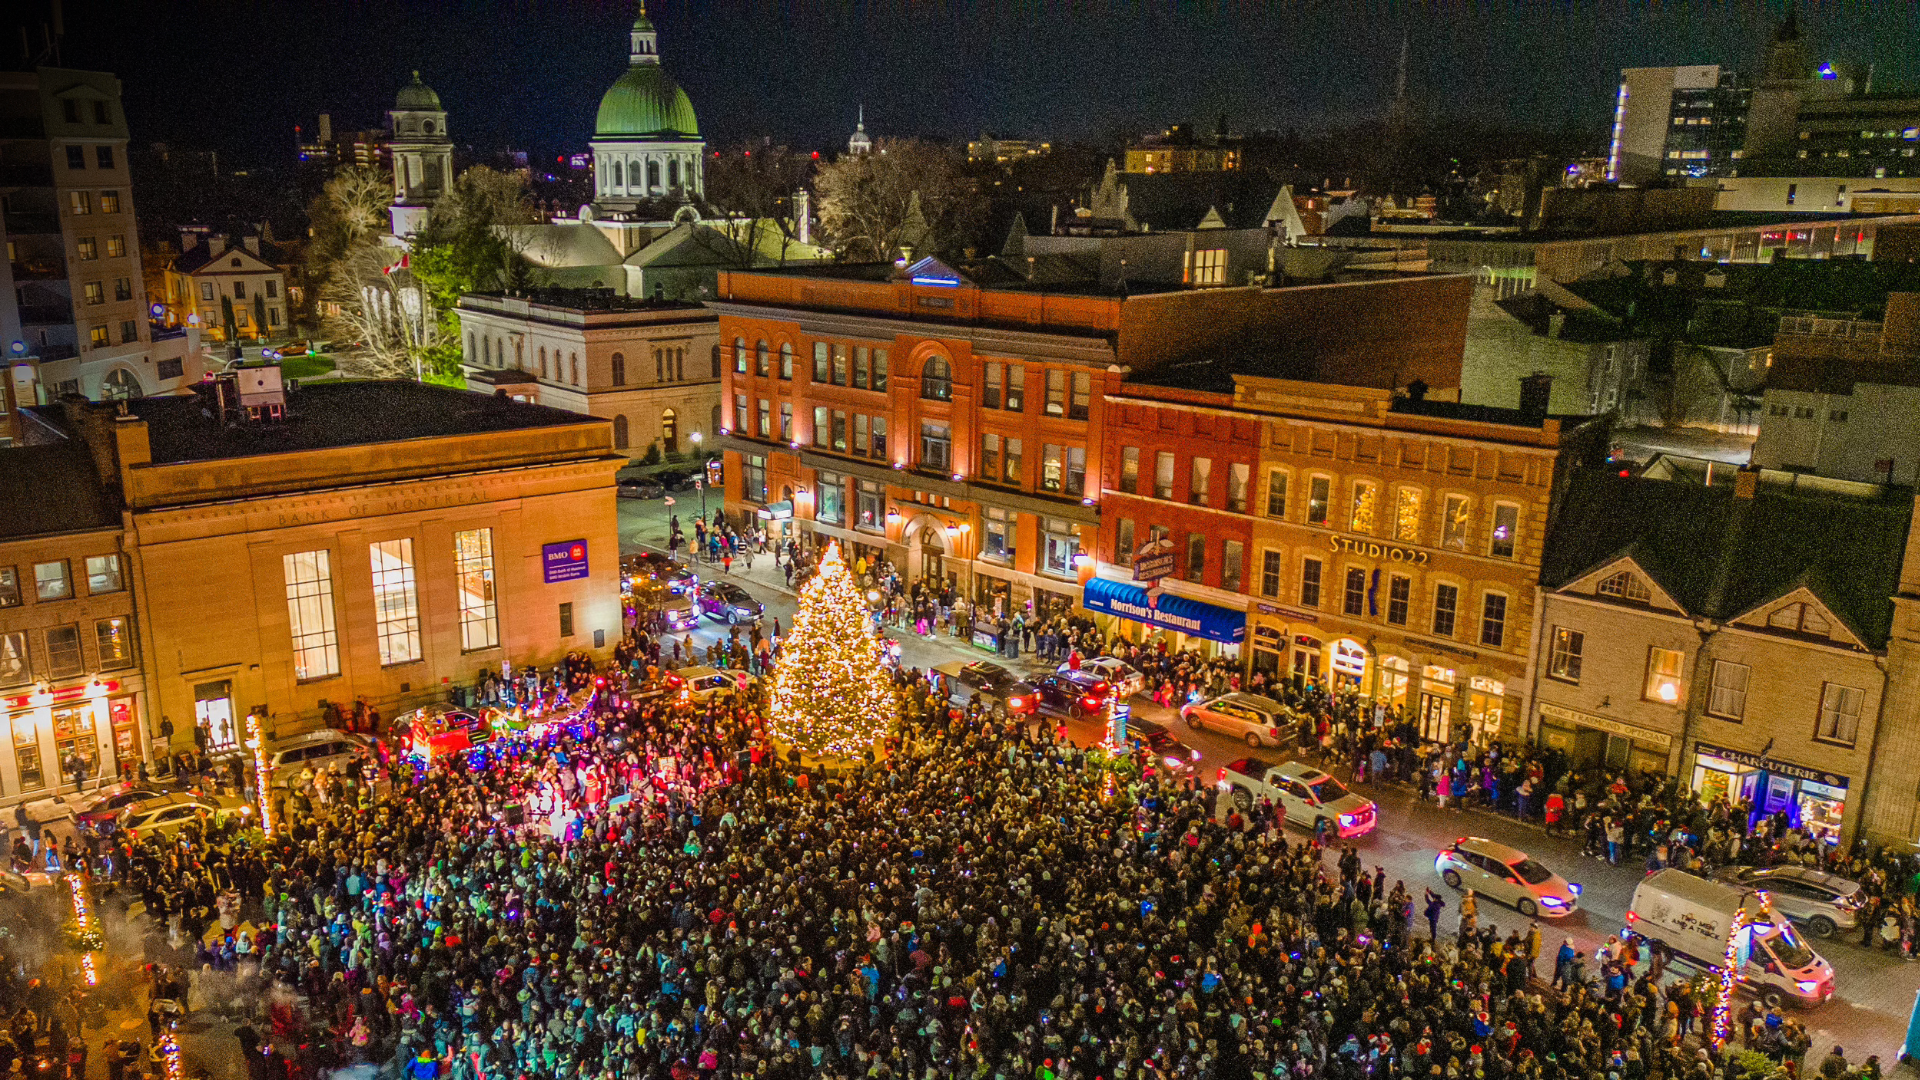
top-left (767, 541), bottom-right (898, 759)
top-left (246, 713), bottom-right (275, 838)
top-left (1709, 899), bottom-right (1751, 1048)
top-left (160, 1032), bottom-right (184, 1080)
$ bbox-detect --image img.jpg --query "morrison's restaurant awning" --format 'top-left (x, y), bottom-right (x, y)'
top-left (1082, 577), bottom-right (1246, 644)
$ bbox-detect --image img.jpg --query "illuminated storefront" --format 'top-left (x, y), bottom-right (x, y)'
top-left (1082, 577), bottom-right (1246, 655)
top-left (1535, 700), bottom-right (1674, 776)
top-left (1692, 741), bottom-right (1850, 845)
top-left (1, 679), bottom-right (138, 798)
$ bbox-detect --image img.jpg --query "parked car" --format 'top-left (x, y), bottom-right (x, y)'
top-left (1435, 836), bottom-right (1580, 918)
top-left (260, 729), bottom-right (373, 788)
top-left (1712, 865), bottom-right (1864, 938)
top-left (118, 793), bottom-right (249, 840)
top-left (1029, 671), bottom-right (1109, 719)
top-left (655, 469), bottom-right (696, 492)
top-left (1061, 657), bottom-right (1144, 699)
top-left (696, 581), bottom-right (764, 625)
top-left (625, 552), bottom-right (698, 595)
top-left (1219, 757), bottom-right (1377, 837)
top-left (934, 660), bottom-right (1038, 717)
top-left (1126, 720), bottom-right (1201, 774)
top-left (617, 478), bottom-right (665, 499)
top-left (668, 665), bottom-right (754, 702)
top-left (69, 783), bottom-right (167, 830)
top-left (1181, 692), bottom-right (1293, 748)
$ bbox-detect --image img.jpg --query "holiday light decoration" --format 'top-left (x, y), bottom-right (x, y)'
top-left (245, 713), bottom-right (275, 838)
top-left (66, 873), bottom-right (104, 953)
top-left (768, 541), bottom-right (899, 758)
top-left (80, 952), bottom-right (97, 987)
top-left (160, 1032), bottom-right (184, 1080)
top-left (1710, 897), bottom-right (1754, 1048)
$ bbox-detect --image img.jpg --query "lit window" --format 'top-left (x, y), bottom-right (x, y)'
top-left (34, 560), bottom-right (71, 600)
top-left (454, 528), bottom-right (499, 653)
top-left (1597, 570), bottom-right (1650, 602)
top-left (1394, 487), bottom-right (1422, 543)
top-left (1350, 481), bottom-right (1376, 532)
top-left (1489, 503), bottom-right (1519, 558)
top-left (84, 554), bottom-right (122, 594)
top-left (96, 617), bottom-right (134, 669)
top-left (1644, 647), bottom-right (1684, 704)
top-left (1548, 627), bottom-right (1583, 682)
top-left (1441, 495), bottom-right (1470, 550)
top-left (1184, 248), bottom-right (1227, 286)
top-left (283, 550), bottom-right (340, 680)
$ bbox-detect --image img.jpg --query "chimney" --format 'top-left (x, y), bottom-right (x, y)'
top-left (1548, 311), bottom-right (1567, 339)
top-left (179, 230), bottom-right (197, 252)
top-left (1518, 372), bottom-right (1553, 418)
top-left (242, 236), bottom-right (260, 256)
top-left (207, 236), bottom-right (226, 256)
top-left (1405, 378), bottom-right (1429, 402)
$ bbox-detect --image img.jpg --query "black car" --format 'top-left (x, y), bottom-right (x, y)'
top-left (655, 469), bottom-right (696, 492)
top-left (940, 661), bottom-right (1038, 716)
top-left (625, 552), bottom-right (698, 595)
top-left (696, 581), bottom-right (763, 625)
top-left (1029, 671), bottom-right (1111, 719)
top-left (617, 478), bottom-right (665, 499)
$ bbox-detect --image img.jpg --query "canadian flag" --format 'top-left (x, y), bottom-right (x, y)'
top-left (384, 254), bottom-right (410, 276)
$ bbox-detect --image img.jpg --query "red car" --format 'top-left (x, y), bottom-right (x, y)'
top-left (69, 784), bottom-right (168, 830)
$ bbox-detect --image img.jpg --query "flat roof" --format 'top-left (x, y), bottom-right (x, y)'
top-left (0, 445), bottom-right (120, 540)
top-left (107, 380), bottom-right (602, 465)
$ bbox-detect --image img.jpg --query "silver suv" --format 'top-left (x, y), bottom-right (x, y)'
top-left (1712, 865), bottom-right (1863, 938)
top-left (1180, 692), bottom-right (1294, 748)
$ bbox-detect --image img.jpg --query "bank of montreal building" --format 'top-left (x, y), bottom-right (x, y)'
top-left (0, 382), bottom-right (622, 806)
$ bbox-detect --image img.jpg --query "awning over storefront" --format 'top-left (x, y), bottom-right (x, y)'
top-left (756, 501), bottom-right (794, 521)
top-left (1082, 577), bottom-right (1245, 644)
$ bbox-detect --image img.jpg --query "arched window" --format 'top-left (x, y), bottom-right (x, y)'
top-left (711, 344), bottom-right (721, 378)
top-left (100, 367), bottom-right (141, 401)
top-left (733, 337), bottom-right (747, 374)
top-left (612, 414), bottom-right (630, 450)
top-left (467, 332), bottom-right (476, 362)
top-left (668, 159), bottom-right (680, 189)
top-left (755, 340), bottom-right (769, 376)
top-left (647, 160), bottom-right (661, 190)
top-left (921, 355), bottom-right (953, 401)
top-left (662, 408), bottom-right (679, 453)
top-left (654, 349), bottom-right (663, 381)
top-left (611, 351), bottom-right (626, 386)
top-left (482, 337), bottom-right (491, 365)
top-left (538, 346), bottom-right (547, 378)
top-left (676, 348), bottom-right (685, 381)
top-left (571, 354), bottom-right (581, 385)
top-left (711, 403), bottom-right (722, 435)
top-left (778, 343), bottom-right (793, 379)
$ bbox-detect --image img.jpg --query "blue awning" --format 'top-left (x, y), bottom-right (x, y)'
top-left (1082, 577), bottom-right (1246, 644)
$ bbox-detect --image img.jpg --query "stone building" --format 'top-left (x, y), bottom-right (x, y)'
top-left (11, 379), bottom-right (621, 765)
top-left (456, 288), bottom-right (721, 460)
top-left (1530, 467), bottom-right (1912, 847)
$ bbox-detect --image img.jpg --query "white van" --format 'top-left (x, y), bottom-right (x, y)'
top-left (1625, 869), bottom-right (1834, 1008)
top-left (262, 729), bottom-right (373, 789)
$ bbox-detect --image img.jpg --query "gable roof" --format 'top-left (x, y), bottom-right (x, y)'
top-left (174, 240), bottom-right (281, 276)
top-left (1541, 469), bottom-right (1911, 647)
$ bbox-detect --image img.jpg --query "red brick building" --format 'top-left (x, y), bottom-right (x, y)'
top-left (713, 256), bottom-right (1471, 627)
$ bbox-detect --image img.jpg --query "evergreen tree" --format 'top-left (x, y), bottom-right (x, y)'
top-left (768, 541), bottom-right (898, 758)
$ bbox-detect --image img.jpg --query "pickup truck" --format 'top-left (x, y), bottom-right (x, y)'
top-left (1218, 757), bottom-right (1378, 838)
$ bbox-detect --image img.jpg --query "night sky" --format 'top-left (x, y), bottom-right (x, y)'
top-left (26, 0), bottom-right (1920, 168)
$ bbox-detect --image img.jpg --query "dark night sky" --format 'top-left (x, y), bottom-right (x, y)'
top-left (22, 0), bottom-right (1920, 168)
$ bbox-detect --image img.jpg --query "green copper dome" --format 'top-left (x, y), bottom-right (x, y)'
top-left (395, 71), bottom-right (441, 111)
top-left (595, 64), bottom-right (699, 139)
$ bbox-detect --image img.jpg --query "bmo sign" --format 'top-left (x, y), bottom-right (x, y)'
top-left (543, 539), bottom-right (590, 583)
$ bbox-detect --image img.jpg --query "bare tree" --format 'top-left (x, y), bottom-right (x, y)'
top-left (705, 145), bottom-right (814, 267)
top-left (324, 243), bottom-right (437, 379)
top-left (813, 139), bottom-right (985, 262)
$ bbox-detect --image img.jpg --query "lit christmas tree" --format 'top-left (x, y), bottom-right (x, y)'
top-left (768, 540), bottom-right (899, 758)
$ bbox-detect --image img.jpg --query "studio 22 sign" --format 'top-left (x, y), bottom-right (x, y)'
top-left (543, 539), bottom-right (590, 583)
top-left (1326, 535), bottom-right (1431, 566)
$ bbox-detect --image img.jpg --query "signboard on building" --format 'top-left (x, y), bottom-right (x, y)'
top-left (1132, 537), bottom-right (1176, 582)
top-left (1537, 701), bottom-right (1673, 749)
top-left (543, 539), bottom-right (590, 583)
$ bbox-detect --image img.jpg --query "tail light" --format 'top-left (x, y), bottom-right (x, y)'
top-left (1268, 727), bottom-right (1280, 737)
top-left (1083, 696), bottom-right (1099, 708)
top-left (1624, 910), bottom-right (1638, 922)
top-left (1008, 697), bottom-right (1025, 709)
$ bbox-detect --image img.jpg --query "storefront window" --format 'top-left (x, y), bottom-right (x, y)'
top-left (1331, 639), bottom-right (1367, 687)
top-left (109, 697), bottom-right (138, 773)
top-left (194, 680), bottom-right (237, 753)
top-left (13, 711), bottom-right (44, 791)
top-left (1376, 656), bottom-right (1409, 712)
top-left (51, 703), bottom-right (99, 783)
top-left (1468, 677), bottom-right (1506, 744)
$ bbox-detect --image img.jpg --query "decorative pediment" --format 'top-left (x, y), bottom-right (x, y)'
top-left (1561, 554), bottom-right (1686, 615)
top-left (1728, 584), bottom-right (1866, 650)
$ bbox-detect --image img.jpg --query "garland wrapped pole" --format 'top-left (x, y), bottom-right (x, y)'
top-left (246, 713), bottom-right (275, 837)
top-left (767, 541), bottom-right (899, 759)
top-left (1710, 897), bottom-right (1753, 1048)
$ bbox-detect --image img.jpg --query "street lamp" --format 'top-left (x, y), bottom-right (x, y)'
top-left (690, 431), bottom-right (706, 520)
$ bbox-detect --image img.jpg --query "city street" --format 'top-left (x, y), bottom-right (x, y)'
top-left (619, 492), bottom-right (1920, 1065)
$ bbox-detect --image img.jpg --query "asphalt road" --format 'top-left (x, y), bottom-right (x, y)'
top-left (618, 493), bottom-right (1920, 1066)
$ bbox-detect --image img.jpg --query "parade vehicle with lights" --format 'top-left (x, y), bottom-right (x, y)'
top-left (1123, 718), bottom-right (1202, 773)
top-left (1218, 757), bottom-right (1378, 838)
top-left (934, 660), bottom-right (1039, 718)
top-left (68, 783), bottom-right (168, 831)
top-left (1434, 836), bottom-right (1580, 918)
top-left (695, 581), bottom-right (765, 625)
top-left (1625, 868), bottom-right (1834, 1009)
top-left (665, 665), bottom-right (754, 702)
top-left (398, 706), bottom-right (496, 760)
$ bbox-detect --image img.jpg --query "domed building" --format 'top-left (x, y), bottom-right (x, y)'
top-left (592, 4), bottom-right (704, 212)
top-left (388, 71), bottom-right (451, 238)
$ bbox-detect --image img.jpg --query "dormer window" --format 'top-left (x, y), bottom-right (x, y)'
top-left (1767, 602), bottom-right (1830, 636)
top-left (1597, 570), bottom-right (1650, 603)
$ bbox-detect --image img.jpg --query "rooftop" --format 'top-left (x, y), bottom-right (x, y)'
top-left (1541, 468), bottom-right (1912, 647)
top-left (461, 288), bottom-right (708, 315)
top-left (0, 445), bottom-right (119, 541)
top-left (90, 380), bottom-right (602, 465)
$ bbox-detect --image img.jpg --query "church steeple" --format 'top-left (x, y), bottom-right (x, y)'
top-left (848, 104), bottom-right (872, 155)
top-left (630, 1), bottom-right (660, 65)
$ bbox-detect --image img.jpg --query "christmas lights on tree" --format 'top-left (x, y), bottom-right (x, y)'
top-left (1710, 901), bottom-right (1753, 1048)
top-left (768, 540), bottom-right (899, 759)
